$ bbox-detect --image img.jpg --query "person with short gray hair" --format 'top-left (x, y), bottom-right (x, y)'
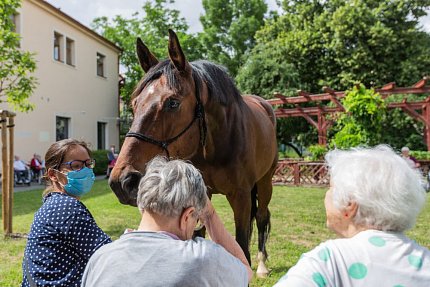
top-left (401, 146), bottom-right (420, 169)
top-left (274, 145), bottom-right (430, 286)
top-left (82, 156), bottom-right (252, 287)
top-left (137, 157), bottom-right (207, 218)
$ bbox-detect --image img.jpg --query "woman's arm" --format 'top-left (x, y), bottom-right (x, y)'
top-left (200, 200), bottom-right (253, 282)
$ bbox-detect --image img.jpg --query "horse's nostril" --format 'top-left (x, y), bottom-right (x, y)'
top-left (109, 171), bottom-right (142, 206)
top-left (121, 172), bottom-right (142, 196)
top-left (118, 172), bottom-right (142, 206)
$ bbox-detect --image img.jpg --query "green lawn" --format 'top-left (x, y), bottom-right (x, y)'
top-left (1, 181), bottom-right (429, 287)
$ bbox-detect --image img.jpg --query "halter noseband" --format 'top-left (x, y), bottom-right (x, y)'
top-left (125, 73), bottom-right (207, 158)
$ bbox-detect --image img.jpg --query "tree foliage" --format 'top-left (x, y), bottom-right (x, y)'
top-left (330, 84), bottom-right (386, 149)
top-left (236, 41), bottom-right (299, 98)
top-left (240, 0), bottom-right (430, 149)
top-left (91, 0), bottom-right (204, 106)
top-left (252, 0), bottom-right (430, 92)
top-left (380, 94), bottom-right (427, 150)
top-left (200, 0), bottom-right (267, 76)
top-left (0, 0), bottom-right (37, 112)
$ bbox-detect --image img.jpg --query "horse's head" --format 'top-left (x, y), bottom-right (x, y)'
top-left (109, 30), bottom-right (207, 206)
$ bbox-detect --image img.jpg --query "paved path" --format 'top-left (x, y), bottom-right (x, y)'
top-left (0, 175), bottom-right (107, 193)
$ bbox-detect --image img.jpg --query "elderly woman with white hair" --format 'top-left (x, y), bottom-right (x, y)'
top-left (274, 145), bottom-right (430, 287)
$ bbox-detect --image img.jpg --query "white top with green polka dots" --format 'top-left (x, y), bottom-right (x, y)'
top-left (274, 229), bottom-right (430, 287)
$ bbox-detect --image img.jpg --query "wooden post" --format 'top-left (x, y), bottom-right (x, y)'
top-left (293, 163), bottom-right (300, 185)
top-left (1, 110), bottom-right (16, 236)
top-left (1, 111), bottom-right (9, 234)
top-left (8, 114), bottom-right (14, 232)
top-left (423, 101), bottom-right (430, 151)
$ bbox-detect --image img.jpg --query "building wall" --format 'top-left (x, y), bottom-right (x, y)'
top-left (3, 0), bottom-right (120, 163)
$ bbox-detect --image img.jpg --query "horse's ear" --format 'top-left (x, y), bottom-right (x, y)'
top-left (168, 29), bottom-right (189, 73)
top-left (136, 37), bottom-right (159, 73)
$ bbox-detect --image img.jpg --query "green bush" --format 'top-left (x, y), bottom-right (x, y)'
top-left (91, 150), bottom-right (109, 175)
top-left (410, 151), bottom-right (430, 160)
top-left (306, 144), bottom-right (327, 161)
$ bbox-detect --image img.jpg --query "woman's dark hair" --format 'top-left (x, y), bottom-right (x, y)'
top-left (43, 139), bottom-right (92, 194)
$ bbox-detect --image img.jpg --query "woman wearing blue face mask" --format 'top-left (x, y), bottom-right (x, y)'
top-left (21, 139), bottom-right (112, 287)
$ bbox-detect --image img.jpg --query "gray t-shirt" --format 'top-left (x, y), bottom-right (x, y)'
top-left (81, 231), bottom-right (248, 287)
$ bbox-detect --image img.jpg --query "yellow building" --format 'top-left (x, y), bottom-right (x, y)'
top-left (4, 0), bottom-right (121, 162)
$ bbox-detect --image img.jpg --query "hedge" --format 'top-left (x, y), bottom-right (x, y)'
top-left (91, 150), bottom-right (109, 175)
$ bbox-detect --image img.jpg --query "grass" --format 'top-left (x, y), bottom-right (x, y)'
top-left (1, 181), bottom-right (429, 287)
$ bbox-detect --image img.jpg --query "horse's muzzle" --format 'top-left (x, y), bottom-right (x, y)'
top-left (109, 171), bottom-right (142, 206)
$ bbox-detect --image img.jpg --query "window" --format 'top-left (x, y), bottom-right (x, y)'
top-left (56, 116), bottom-right (69, 141)
top-left (54, 32), bottom-right (64, 62)
top-left (10, 13), bottom-right (20, 34)
top-left (97, 122), bottom-right (106, 149)
top-left (10, 13), bottom-right (20, 47)
top-left (97, 52), bottom-right (105, 77)
top-left (66, 37), bottom-right (75, 66)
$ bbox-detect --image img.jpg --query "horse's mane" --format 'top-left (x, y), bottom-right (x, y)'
top-left (133, 60), bottom-right (243, 106)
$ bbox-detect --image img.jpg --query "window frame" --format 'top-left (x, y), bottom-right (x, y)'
top-left (56, 116), bottom-right (70, 141)
top-left (65, 37), bottom-right (75, 66)
top-left (96, 52), bottom-right (106, 77)
top-left (53, 31), bottom-right (64, 62)
top-left (97, 122), bottom-right (107, 149)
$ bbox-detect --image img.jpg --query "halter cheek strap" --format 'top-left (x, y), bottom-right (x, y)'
top-left (125, 73), bottom-right (207, 158)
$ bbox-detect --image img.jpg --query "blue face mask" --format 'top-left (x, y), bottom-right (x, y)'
top-left (60, 167), bottom-right (95, 197)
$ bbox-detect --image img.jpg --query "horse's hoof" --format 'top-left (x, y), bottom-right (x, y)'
top-left (256, 265), bottom-right (270, 278)
top-left (256, 269), bottom-right (270, 278)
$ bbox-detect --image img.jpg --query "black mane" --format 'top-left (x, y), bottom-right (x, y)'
top-left (133, 60), bottom-right (243, 106)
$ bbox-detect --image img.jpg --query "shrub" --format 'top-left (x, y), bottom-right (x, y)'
top-left (410, 151), bottom-right (430, 160)
top-left (92, 150), bottom-right (109, 175)
top-left (306, 144), bottom-right (327, 161)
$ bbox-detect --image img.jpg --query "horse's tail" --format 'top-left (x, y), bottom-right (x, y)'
top-left (249, 183), bottom-right (258, 242)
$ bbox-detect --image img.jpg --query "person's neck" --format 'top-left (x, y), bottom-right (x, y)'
top-left (339, 224), bottom-right (370, 238)
top-left (138, 211), bottom-right (180, 236)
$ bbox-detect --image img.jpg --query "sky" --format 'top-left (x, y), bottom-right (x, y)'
top-left (45, 0), bottom-right (279, 33)
top-left (45, 0), bottom-right (430, 33)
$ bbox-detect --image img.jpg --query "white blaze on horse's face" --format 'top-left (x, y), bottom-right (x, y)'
top-left (146, 85), bottom-right (155, 96)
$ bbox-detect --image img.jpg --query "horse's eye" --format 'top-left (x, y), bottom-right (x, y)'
top-left (165, 99), bottom-right (180, 111)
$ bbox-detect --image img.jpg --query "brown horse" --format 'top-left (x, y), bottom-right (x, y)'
top-left (109, 29), bottom-right (278, 277)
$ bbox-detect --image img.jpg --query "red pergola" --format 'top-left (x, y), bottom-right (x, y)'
top-left (268, 77), bottom-right (430, 150)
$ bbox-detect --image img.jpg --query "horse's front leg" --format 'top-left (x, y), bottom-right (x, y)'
top-left (227, 190), bottom-right (252, 265)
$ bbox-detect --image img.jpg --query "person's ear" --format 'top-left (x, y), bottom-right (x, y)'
top-left (342, 201), bottom-right (358, 219)
top-left (179, 207), bottom-right (195, 231)
top-left (47, 168), bottom-right (59, 182)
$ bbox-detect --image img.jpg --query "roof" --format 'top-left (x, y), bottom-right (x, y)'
top-left (30, 0), bottom-right (122, 53)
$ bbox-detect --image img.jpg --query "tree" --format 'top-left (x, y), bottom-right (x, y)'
top-left (330, 84), bottom-right (386, 149)
top-left (242, 0), bottom-right (430, 148)
top-left (0, 0), bottom-right (37, 112)
top-left (236, 41), bottom-right (299, 98)
top-left (91, 0), bottom-right (204, 107)
top-left (252, 0), bottom-right (430, 92)
top-left (200, 0), bottom-right (267, 76)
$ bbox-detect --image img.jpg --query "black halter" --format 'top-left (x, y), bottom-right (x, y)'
top-left (125, 73), bottom-right (207, 158)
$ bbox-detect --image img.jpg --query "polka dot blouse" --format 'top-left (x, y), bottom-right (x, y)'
top-left (274, 229), bottom-right (430, 286)
top-left (21, 192), bottom-right (111, 287)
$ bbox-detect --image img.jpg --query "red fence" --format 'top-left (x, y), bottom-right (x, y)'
top-left (273, 159), bottom-right (430, 187)
top-left (272, 160), bottom-right (329, 186)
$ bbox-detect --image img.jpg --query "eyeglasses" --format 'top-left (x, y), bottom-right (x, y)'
top-left (61, 159), bottom-right (96, 171)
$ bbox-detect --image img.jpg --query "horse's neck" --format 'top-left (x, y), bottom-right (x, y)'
top-left (200, 101), bottom-right (246, 162)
